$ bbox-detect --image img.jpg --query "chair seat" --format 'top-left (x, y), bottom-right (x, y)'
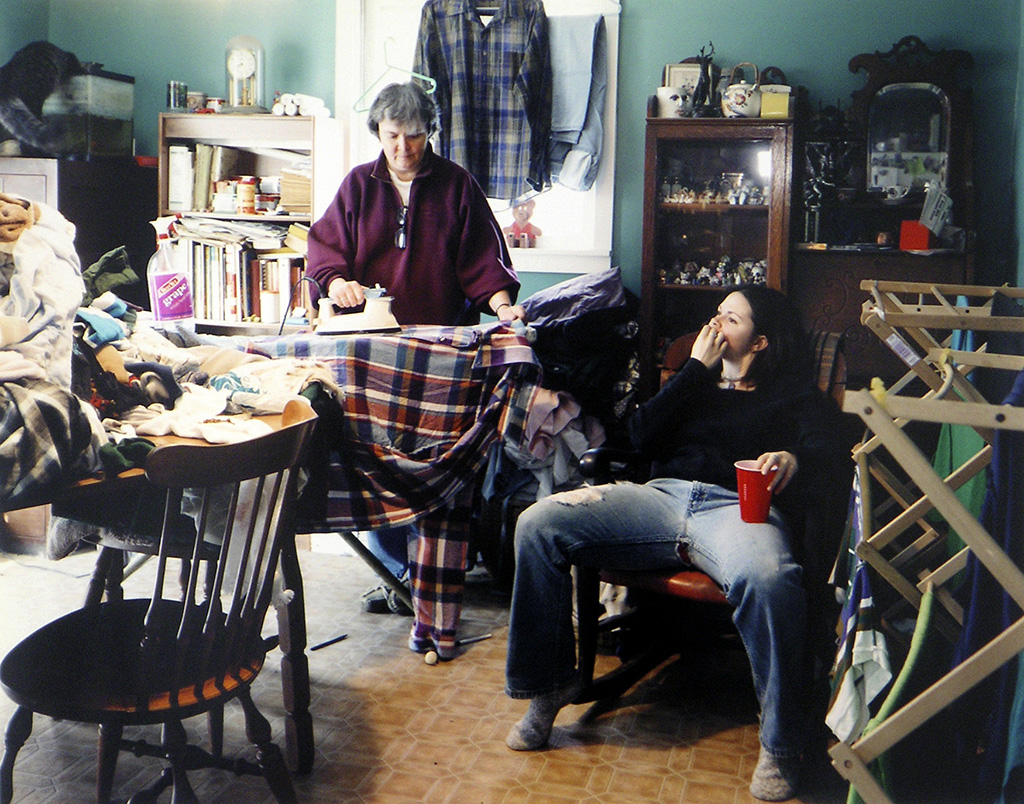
top-left (600, 568), bottom-right (729, 605)
top-left (0, 599), bottom-right (265, 726)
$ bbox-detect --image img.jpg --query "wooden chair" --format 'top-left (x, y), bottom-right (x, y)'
top-left (0, 398), bottom-right (316, 804)
top-left (573, 330), bottom-right (850, 704)
top-left (67, 398), bottom-right (325, 775)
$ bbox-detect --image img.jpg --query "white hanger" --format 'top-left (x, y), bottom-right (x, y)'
top-left (353, 37), bottom-right (437, 113)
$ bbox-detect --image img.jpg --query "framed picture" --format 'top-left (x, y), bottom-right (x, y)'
top-left (663, 62), bottom-right (703, 93)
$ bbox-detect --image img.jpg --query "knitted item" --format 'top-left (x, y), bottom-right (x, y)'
top-left (505, 679), bottom-right (583, 751)
top-left (749, 747), bottom-right (801, 801)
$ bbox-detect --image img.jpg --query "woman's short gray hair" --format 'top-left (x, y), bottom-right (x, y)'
top-left (367, 82), bottom-right (438, 138)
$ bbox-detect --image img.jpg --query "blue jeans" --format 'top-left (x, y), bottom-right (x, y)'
top-left (362, 524), bottom-right (417, 579)
top-left (505, 478), bottom-right (808, 757)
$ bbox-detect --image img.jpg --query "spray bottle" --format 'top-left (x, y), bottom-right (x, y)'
top-left (146, 216), bottom-right (194, 324)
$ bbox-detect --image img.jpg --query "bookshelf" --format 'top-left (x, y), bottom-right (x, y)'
top-left (156, 113), bottom-right (344, 329)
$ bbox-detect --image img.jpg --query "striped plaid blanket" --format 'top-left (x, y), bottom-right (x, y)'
top-left (0, 379), bottom-right (103, 512)
top-left (253, 324), bottom-right (542, 653)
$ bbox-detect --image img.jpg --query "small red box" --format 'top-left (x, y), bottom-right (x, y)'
top-left (900, 220), bottom-right (933, 250)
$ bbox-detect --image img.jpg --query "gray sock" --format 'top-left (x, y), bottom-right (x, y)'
top-left (506, 679), bottom-right (583, 751)
top-left (749, 746), bottom-right (801, 801)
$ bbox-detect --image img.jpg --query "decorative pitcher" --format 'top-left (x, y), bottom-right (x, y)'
top-left (721, 63), bottom-right (761, 118)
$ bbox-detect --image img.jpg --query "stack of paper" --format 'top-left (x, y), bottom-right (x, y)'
top-left (284, 222), bottom-right (309, 255)
top-left (279, 167), bottom-right (312, 214)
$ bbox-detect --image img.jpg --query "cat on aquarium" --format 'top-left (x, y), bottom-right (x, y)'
top-left (0, 41), bottom-right (86, 156)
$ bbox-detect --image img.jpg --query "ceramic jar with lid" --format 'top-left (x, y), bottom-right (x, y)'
top-left (721, 63), bottom-right (761, 118)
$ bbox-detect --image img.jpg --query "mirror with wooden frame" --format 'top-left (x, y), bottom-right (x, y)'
top-left (845, 36), bottom-right (973, 226)
top-left (866, 82), bottom-right (950, 193)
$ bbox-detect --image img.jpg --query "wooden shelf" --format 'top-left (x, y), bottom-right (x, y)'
top-left (659, 202), bottom-right (769, 213)
top-left (156, 113), bottom-right (346, 333)
top-left (657, 282), bottom-right (747, 292)
top-left (157, 113), bottom-right (344, 221)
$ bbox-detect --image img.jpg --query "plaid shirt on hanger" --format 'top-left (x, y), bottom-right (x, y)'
top-left (414, 0), bottom-right (552, 201)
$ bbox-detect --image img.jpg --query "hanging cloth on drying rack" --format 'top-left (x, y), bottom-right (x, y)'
top-left (413, 0), bottom-right (552, 201)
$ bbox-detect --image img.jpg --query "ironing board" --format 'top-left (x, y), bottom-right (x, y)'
top-left (252, 323), bottom-right (542, 656)
top-left (831, 281), bottom-right (1024, 803)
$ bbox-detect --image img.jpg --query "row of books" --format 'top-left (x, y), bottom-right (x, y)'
top-left (177, 240), bottom-right (311, 324)
top-left (171, 220), bottom-right (312, 324)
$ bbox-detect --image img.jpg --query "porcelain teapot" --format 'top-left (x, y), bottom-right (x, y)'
top-left (721, 63), bottom-right (761, 118)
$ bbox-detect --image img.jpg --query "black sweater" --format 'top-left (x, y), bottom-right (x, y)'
top-left (627, 357), bottom-right (842, 507)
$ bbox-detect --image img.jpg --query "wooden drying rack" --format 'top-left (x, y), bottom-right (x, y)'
top-left (831, 281), bottom-right (1024, 803)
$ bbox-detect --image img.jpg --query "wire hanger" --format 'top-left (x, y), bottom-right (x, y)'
top-left (353, 38), bottom-right (437, 113)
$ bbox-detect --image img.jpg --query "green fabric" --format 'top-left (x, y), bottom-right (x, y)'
top-left (98, 437), bottom-right (155, 474)
top-left (847, 586), bottom-right (944, 804)
top-left (931, 422), bottom-right (987, 561)
top-left (81, 246), bottom-right (141, 308)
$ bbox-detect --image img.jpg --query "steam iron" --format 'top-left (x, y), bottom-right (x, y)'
top-left (315, 285), bottom-right (401, 334)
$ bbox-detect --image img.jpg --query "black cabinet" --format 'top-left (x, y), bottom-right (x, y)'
top-left (0, 156), bottom-right (158, 309)
top-left (789, 37), bottom-right (974, 388)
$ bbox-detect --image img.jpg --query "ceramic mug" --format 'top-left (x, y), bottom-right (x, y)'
top-left (656, 86), bottom-right (693, 118)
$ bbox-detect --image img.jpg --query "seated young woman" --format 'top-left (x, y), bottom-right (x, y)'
top-left (503, 285), bottom-right (846, 802)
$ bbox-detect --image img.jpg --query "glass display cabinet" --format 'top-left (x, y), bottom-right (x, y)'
top-left (638, 117), bottom-right (794, 398)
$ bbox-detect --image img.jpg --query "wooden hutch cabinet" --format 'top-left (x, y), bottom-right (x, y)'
top-left (637, 117), bottom-right (794, 398)
top-left (789, 37), bottom-right (974, 387)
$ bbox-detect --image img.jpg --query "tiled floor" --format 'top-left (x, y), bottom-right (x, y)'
top-left (0, 542), bottom-right (849, 803)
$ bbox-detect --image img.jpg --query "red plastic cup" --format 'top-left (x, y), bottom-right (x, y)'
top-left (734, 460), bottom-right (777, 523)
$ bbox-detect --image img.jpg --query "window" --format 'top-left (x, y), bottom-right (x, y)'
top-left (334, 0), bottom-right (619, 273)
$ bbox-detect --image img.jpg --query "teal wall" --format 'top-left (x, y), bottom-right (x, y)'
top-left (43, 0), bottom-right (335, 160)
top-left (1018, 14), bottom-right (1024, 278)
top-left (1, 1), bottom-right (47, 55)
top-left (1, 0), bottom-right (1021, 290)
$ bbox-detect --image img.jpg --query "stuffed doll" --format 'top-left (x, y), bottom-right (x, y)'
top-left (503, 197), bottom-right (542, 248)
top-left (0, 192), bottom-right (39, 249)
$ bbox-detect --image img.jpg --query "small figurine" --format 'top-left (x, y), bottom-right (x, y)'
top-left (504, 197), bottom-right (542, 248)
top-left (735, 259), bottom-right (754, 284)
top-left (691, 42), bottom-right (718, 117)
top-left (668, 258), bottom-right (684, 284)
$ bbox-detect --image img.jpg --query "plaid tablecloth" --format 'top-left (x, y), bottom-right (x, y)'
top-left (253, 323), bottom-right (541, 654)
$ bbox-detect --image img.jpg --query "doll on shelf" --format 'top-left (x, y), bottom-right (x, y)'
top-left (503, 197), bottom-right (542, 249)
